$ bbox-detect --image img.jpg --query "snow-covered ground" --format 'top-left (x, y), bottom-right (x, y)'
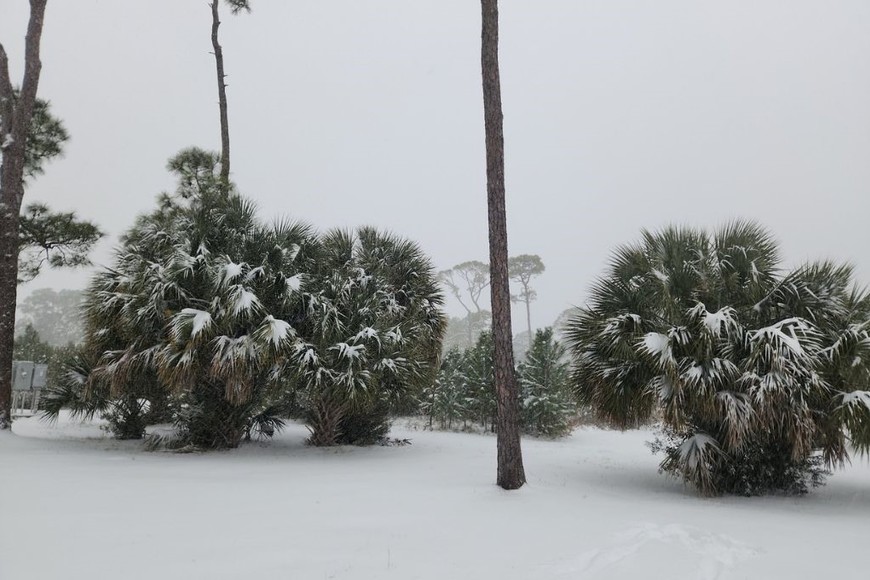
top-left (1, 414), bottom-right (868, 580)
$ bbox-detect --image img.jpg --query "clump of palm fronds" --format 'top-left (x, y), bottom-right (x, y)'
top-left (44, 148), bottom-right (445, 449)
top-left (566, 221), bottom-right (870, 495)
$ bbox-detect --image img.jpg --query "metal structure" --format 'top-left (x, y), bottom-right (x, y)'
top-left (11, 360), bottom-right (48, 417)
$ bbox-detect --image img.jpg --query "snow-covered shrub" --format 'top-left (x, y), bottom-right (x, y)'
top-left (294, 228), bottom-right (446, 445)
top-left (518, 328), bottom-right (575, 438)
top-left (46, 149), bottom-right (445, 448)
top-left (41, 352), bottom-right (167, 439)
top-left (566, 222), bottom-right (870, 496)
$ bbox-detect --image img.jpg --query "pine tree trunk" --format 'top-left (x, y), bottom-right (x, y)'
top-left (0, 0), bottom-right (49, 429)
top-left (480, 0), bottom-right (525, 490)
top-left (210, 1), bottom-right (231, 188)
top-left (0, 209), bottom-right (20, 429)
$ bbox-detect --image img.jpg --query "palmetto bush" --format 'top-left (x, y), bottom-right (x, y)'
top-left (294, 227), bottom-right (446, 445)
top-left (566, 222), bottom-right (870, 495)
top-left (43, 149), bottom-right (445, 448)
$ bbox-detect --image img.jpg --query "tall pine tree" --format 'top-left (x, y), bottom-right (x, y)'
top-left (480, 0), bottom-right (525, 489)
top-left (0, 0), bottom-right (49, 429)
top-left (209, 0), bottom-right (250, 188)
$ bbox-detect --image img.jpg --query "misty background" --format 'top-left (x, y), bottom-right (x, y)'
top-left (3, 0), bottom-right (869, 333)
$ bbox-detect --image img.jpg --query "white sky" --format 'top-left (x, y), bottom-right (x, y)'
top-left (3, 0), bottom-right (869, 331)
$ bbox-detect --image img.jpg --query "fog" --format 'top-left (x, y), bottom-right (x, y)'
top-left (3, 0), bottom-right (869, 330)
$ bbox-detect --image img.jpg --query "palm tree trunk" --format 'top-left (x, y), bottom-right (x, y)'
top-left (0, 0), bottom-right (49, 429)
top-left (210, 1), bottom-right (231, 188)
top-left (480, 0), bottom-right (525, 490)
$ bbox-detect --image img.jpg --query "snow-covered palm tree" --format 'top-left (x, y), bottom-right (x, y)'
top-left (45, 149), bottom-right (445, 448)
top-left (566, 221), bottom-right (870, 495)
top-left (290, 227), bottom-right (446, 445)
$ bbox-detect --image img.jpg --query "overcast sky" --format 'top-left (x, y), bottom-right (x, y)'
top-left (3, 0), bottom-right (869, 331)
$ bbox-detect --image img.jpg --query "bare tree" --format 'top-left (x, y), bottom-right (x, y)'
top-left (0, 0), bottom-right (49, 428)
top-left (480, 0), bottom-right (525, 489)
top-left (439, 260), bottom-right (489, 346)
top-left (509, 254), bottom-right (545, 340)
top-left (210, 0), bottom-right (250, 188)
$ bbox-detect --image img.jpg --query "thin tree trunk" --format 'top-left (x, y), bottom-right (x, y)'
top-left (525, 295), bottom-right (532, 342)
top-left (0, 0), bottom-right (49, 429)
top-left (480, 0), bottom-right (525, 490)
top-left (467, 312), bottom-right (473, 348)
top-left (210, 1), bottom-right (231, 188)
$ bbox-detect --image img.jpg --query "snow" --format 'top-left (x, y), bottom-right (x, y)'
top-left (703, 307), bottom-right (733, 335)
top-left (230, 286), bottom-right (260, 315)
top-left (259, 315), bottom-right (294, 346)
top-left (641, 332), bottom-right (673, 366)
top-left (652, 269), bottom-right (669, 283)
top-left (218, 261), bottom-right (244, 287)
top-left (750, 318), bottom-right (809, 356)
top-left (679, 432), bottom-right (720, 469)
top-left (285, 274), bottom-right (302, 292)
top-left (2, 414), bottom-right (870, 580)
top-left (177, 308), bottom-right (212, 338)
top-left (331, 342), bottom-right (366, 360)
top-left (840, 390), bottom-right (870, 412)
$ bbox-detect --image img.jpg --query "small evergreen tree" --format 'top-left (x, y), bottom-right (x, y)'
top-left (13, 324), bottom-right (52, 363)
top-left (464, 331), bottom-right (496, 430)
top-left (518, 328), bottom-right (574, 438)
top-left (423, 348), bottom-right (469, 429)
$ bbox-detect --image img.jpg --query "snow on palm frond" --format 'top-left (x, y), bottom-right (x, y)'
top-left (838, 390), bottom-right (870, 412)
top-left (167, 247), bottom-right (198, 278)
top-left (285, 274), bottom-right (302, 293)
top-left (170, 308), bottom-right (213, 342)
top-left (835, 390), bottom-right (870, 455)
top-left (748, 317), bottom-right (816, 361)
top-left (245, 266), bottom-right (265, 282)
top-left (701, 306), bottom-right (739, 337)
top-left (822, 321), bottom-right (870, 365)
top-left (215, 259), bottom-right (245, 289)
top-left (330, 342), bottom-right (365, 361)
top-left (251, 315), bottom-right (296, 349)
top-left (674, 432), bottom-right (723, 496)
top-left (374, 357), bottom-right (409, 376)
top-left (640, 332), bottom-right (672, 366)
top-left (225, 284), bottom-right (261, 317)
top-left (680, 358), bottom-right (739, 395)
top-left (384, 326), bottom-right (405, 346)
top-left (352, 326), bottom-right (381, 348)
top-left (293, 343), bottom-right (319, 368)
